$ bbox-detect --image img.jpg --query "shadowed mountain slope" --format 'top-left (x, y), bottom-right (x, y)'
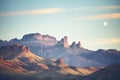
top-left (0, 45), bottom-right (97, 79)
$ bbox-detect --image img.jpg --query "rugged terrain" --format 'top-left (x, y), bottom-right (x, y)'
top-left (0, 33), bottom-right (120, 67)
top-left (0, 33), bottom-right (120, 80)
top-left (0, 44), bottom-right (99, 80)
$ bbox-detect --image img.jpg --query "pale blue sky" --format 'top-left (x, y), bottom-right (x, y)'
top-left (0, 0), bottom-right (120, 50)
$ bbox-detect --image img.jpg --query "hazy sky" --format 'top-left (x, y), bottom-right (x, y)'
top-left (0, 0), bottom-right (120, 50)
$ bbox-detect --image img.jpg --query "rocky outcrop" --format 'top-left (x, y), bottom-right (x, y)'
top-left (0, 44), bottom-right (30, 60)
top-left (77, 41), bottom-right (81, 48)
top-left (21, 33), bottom-right (57, 42)
top-left (42, 34), bottom-right (56, 42)
top-left (70, 41), bottom-right (77, 49)
top-left (56, 36), bottom-right (69, 48)
top-left (70, 41), bottom-right (81, 49)
top-left (63, 36), bottom-right (69, 48)
top-left (22, 45), bottom-right (30, 52)
top-left (22, 33), bottom-right (42, 41)
top-left (8, 33), bottom-right (57, 47)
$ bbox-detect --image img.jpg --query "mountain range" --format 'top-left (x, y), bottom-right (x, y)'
top-left (0, 33), bottom-right (120, 67)
top-left (0, 33), bottom-right (120, 80)
top-left (0, 44), bottom-right (99, 80)
top-left (0, 44), bottom-right (120, 80)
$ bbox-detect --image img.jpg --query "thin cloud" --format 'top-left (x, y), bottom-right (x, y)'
top-left (73, 6), bottom-right (120, 11)
top-left (98, 6), bottom-right (120, 9)
top-left (73, 7), bottom-right (93, 11)
top-left (0, 8), bottom-right (63, 16)
top-left (75, 13), bottom-right (120, 21)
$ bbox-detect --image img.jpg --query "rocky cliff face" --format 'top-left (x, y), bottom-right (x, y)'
top-left (9, 33), bottom-right (57, 47)
top-left (22, 33), bottom-right (42, 41)
top-left (63, 36), bottom-right (69, 48)
top-left (70, 41), bottom-right (81, 49)
top-left (56, 36), bottom-right (69, 48)
top-left (70, 41), bottom-right (77, 49)
top-left (0, 44), bottom-right (30, 60)
top-left (77, 41), bottom-right (81, 48)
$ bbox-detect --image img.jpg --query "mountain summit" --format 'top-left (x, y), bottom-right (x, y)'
top-left (9, 33), bottom-right (57, 47)
top-left (70, 41), bottom-right (81, 48)
top-left (56, 36), bottom-right (69, 48)
top-left (22, 33), bottom-right (42, 41)
top-left (22, 33), bottom-right (57, 42)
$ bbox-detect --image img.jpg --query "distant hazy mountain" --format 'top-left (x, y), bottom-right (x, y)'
top-left (0, 33), bottom-right (90, 58)
top-left (0, 33), bottom-right (120, 67)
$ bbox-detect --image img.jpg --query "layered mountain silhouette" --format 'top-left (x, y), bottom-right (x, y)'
top-left (0, 33), bottom-right (120, 80)
top-left (0, 44), bottom-right (120, 80)
top-left (0, 44), bottom-right (96, 73)
top-left (0, 44), bottom-right (99, 80)
top-left (0, 33), bottom-right (120, 67)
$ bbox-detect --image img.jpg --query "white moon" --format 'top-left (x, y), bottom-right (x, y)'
top-left (104, 21), bottom-right (108, 26)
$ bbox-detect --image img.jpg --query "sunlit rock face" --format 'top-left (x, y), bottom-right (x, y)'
top-left (63, 36), bottom-right (69, 48)
top-left (0, 45), bottom-right (119, 80)
top-left (0, 44), bottom-right (49, 72)
top-left (55, 36), bottom-right (69, 48)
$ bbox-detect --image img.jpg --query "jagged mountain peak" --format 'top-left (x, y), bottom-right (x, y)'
top-left (56, 36), bottom-right (69, 48)
top-left (63, 36), bottom-right (69, 48)
top-left (70, 41), bottom-right (77, 48)
top-left (70, 41), bottom-right (81, 49)
top-left (77, 41), bottom-right (81, 48)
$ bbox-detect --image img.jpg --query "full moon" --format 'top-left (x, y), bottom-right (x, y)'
top-left (104, 21), bottom-right (108, 26)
